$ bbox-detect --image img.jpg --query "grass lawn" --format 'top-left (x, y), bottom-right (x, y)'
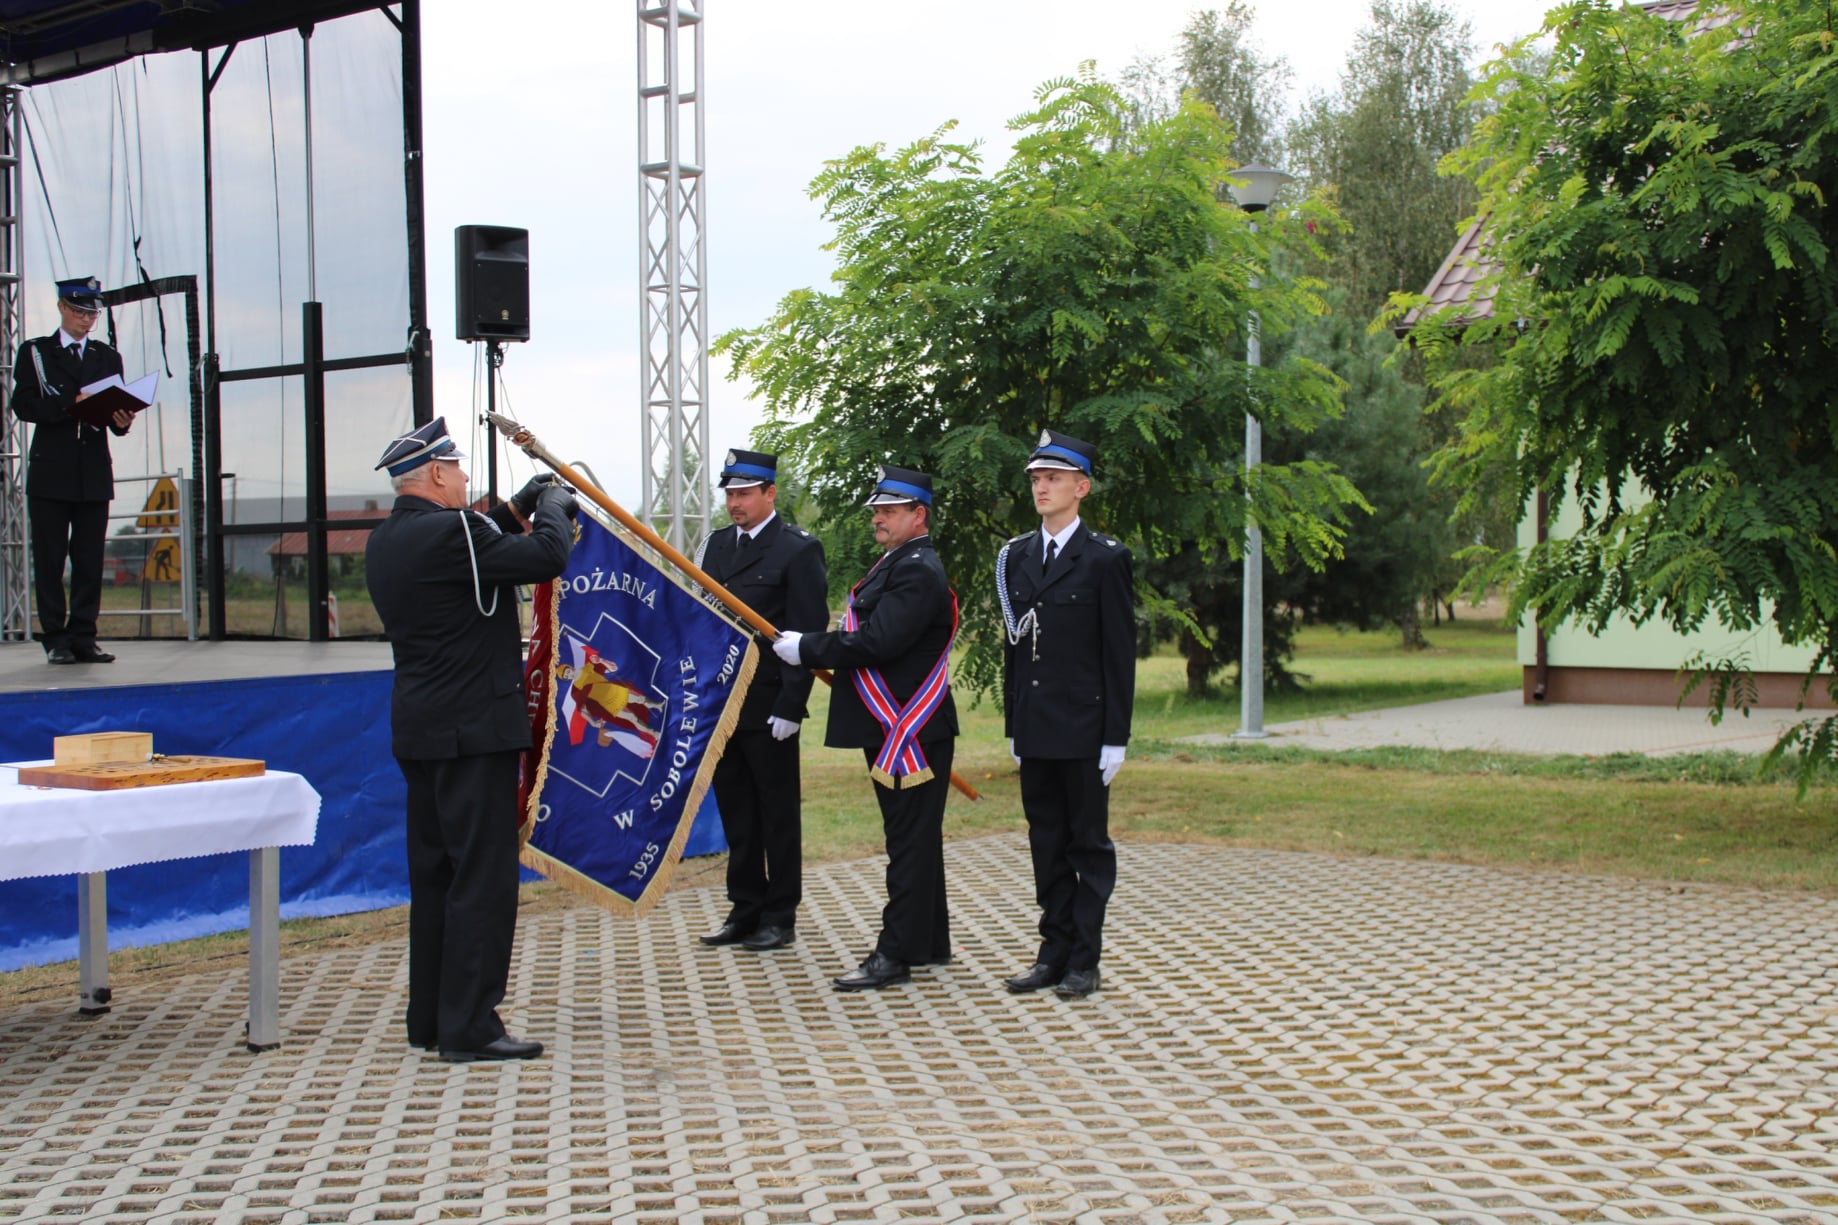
top-left (800, 614), bottom-right (1836, 896)
top-left (6, 611), bottom-right (1833, 1004)
top-left (1129, 617), bottom-right (1522, 740)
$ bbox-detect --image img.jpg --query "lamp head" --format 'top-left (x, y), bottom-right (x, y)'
top-left (1227, 162), bottom-right (1292, 213)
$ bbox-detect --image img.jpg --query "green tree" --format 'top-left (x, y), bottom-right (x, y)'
top-left (1117, 4), bottom-right (1317, 692)
top-left (1288, 0), bottom-right (1478, 324)
top-left (1178, 4), bottom-right (1292, 165)
top-left (1281, 296), bottom-right (1453, 636)
top-left (719, 73), bottom-right (1363, 696)
top-left (1169, 291), bottom-right (1456, 694)
top-left (1278, 0), bottom-right (1504, 647)
top-left (1408, 0), bottom-right (1838, 781)
top-left (1118, 4), bottom-right (1288, 163)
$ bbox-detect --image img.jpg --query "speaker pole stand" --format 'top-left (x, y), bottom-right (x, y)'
top-left (484, 339), bottom-right (504, 503)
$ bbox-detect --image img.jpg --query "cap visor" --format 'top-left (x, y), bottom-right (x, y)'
top-left (1026, 457), bottom-right (1084, 472)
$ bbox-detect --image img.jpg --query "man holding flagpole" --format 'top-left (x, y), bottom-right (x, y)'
top-left (773, 466), bottom-right (958, 991)
top-left (366, 417), bottom-right (577, 1062)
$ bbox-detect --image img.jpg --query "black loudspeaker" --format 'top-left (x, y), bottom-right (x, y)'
top-left (455, 225), bottom-right (530, 342)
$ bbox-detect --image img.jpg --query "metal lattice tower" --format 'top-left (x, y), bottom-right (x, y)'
top-left (0, 87), bottom-right (25, 641)
top-left (638, 0), bottom-right (709, 552)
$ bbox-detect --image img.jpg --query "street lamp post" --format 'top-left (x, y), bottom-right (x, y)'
top-left (1226, 162), bottom-right (1291, 741)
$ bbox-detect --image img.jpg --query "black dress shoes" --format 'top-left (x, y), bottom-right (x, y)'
top-left (1004, 962), bottom-right (1066, 993)
top-left (45, 646), bottom-right (77, 665)
top-left (1055, 967), bottom-right (1101, 998)
top-left (699, 921), bottom-right (752, 946)
top-left (833, 951), bottom-right (910, 992)
top-left (72, 646), bottom-right (115, 663)
top-left (741, 924), bottom-right (795, 951)
top-left (440, 1034), bottom-right (543, 1062)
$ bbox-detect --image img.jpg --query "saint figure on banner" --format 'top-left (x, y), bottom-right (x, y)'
top-left (557, 635), bottom-right (665, 758)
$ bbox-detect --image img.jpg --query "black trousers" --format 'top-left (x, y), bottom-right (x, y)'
top-left (1019, 755), bottom-right (1116, 971)
top-left (866, 737), bottom-right (954, 966)
top-left (398, 750), bottom-right (523, 1051)
top-left (28, 495), bottom-right (107, 651)
top-left (711, 726), bottom-right (803, 929)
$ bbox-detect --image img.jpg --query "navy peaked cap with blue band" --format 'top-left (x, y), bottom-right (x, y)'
top-left (863, 465), bottom-right (933, 507)
top-left (1025, 428), bottom-right (1096, 476)
top-left (56, 276), bottom-right (102, 308)
top-left (718, 447), bottom-right (778, 488)
top-left (376, 416), bottom-right (467, 476)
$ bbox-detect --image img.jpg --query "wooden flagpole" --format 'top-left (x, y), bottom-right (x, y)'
top-left (488, 413), bottom-right (981, 802)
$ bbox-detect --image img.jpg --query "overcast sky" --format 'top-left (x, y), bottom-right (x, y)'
top-left (419, 1), bottom-right (1559, 506)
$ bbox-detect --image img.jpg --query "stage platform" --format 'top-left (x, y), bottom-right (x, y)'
top-left (0, 638), bottom-right (394, 693)
top-left (0, 639), bottom-right (723, 972)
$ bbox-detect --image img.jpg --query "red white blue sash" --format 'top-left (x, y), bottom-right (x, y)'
top-left (843, 564), bottom-right (959, 790)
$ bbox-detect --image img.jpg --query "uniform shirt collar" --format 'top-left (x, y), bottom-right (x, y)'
top-left (738, 510), bottom-right (777, 542)
top-left (1041, 517), bottom-right (1081, 555)
top-left (57, 328), bottom-right (85, 355)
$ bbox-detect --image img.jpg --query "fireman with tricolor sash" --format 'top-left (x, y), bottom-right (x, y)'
top-left (773, 465), bottom-right (958, 991)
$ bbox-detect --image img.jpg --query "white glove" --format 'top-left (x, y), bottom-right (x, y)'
top-left (1009, 739), bottom-right (1020, 766)
top-left (768, 716), bottom-right (800, 741)
top-left (771, 631), bottom-right (804, 665)
top-left (1099, 745), bottom-right (1126, 786)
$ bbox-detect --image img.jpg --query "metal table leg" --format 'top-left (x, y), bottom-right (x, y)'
top-left (77, 871), bottom-right (111, 1015)
top-left (246, 847), bottom-right (280, 1052)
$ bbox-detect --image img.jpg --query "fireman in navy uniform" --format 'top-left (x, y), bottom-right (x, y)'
top-left (365, 417), bottom-right (578, 1062)
top-left (773, 466), bottom-right (958, 991)
top-left (694, 448), bottom-right (828, 952)
top-left (998, 430), bottom-right (1135, 999)
top-left (8, 276), bottom-right (131, 664)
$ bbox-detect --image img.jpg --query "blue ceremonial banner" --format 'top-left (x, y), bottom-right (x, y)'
top-left (519, 512), bottom-right (758, 915)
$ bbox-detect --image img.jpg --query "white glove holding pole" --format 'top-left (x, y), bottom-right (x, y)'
top-left (771, 631), bottom-right (803, 666)
top-left (1009, 739), bottom-right (1021, 767)
top-left (767, 717), bottom-right (799, 741)
top-left (1099, 745), bottom-right (1126, 786)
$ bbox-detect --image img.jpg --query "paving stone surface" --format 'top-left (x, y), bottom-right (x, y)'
top-left (2, 837), bottom-right (1836, 1224)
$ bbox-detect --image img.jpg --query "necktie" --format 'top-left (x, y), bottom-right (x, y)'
top-left (66, 342), bottom-right (80, 362)
top-left (736, 529), bottom-right (752, 551)
top-left (1042, 539), bottom-right (1058, 575)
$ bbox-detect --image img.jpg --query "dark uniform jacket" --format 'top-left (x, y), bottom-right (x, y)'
top-left (1001, 521), bottom-right (1136, 758)
top-left (799, 534), bottom-right (958, 750)
top-left (9, 333), bottom-right (127, 502)
top-left (366, 495), bottom-right (574, 761)
top-left (696, 513), bottom-right (828, 729)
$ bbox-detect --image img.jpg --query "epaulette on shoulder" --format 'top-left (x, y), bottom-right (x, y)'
top-left (1008, 533), bottom-right (1032, 546)
top-left (87, 337), bottom-right (115, 351)
top-left (791, 526), bottom-right (813, 539)
top-left (1094, 533), bottom-right (1121, 548)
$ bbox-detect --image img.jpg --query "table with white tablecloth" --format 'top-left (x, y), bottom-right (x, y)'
top-left (0, 763), bottom-right (320, 1050)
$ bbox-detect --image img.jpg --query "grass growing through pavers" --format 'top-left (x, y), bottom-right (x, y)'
top-left (6, 613), bottom-right (1832, 1006)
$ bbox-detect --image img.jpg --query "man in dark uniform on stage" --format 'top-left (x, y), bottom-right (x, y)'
top-left (694, 448), bottom-right (828, 952)
top-left (365, 416), bottom-right (577, 1062)
top-left (997, 430), bottom-right (1135, 999)
top-left (8, 276), bottom-right (131, 664)
top-left (773, 466), bottom-right (958, 991)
